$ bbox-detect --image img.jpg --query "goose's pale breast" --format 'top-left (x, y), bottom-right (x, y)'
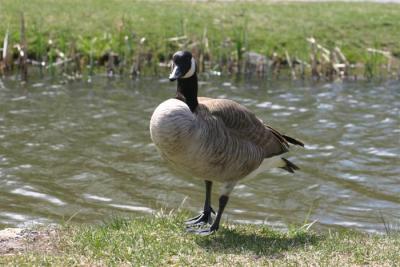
top-left (150, 99), bottom-right (195, 153)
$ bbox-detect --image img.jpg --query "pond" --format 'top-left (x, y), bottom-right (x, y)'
top-left (0, 76), bottom-right (399, 233)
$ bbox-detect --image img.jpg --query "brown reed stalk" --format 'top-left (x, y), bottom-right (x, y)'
top-left (334, 46), bottom-right (349, 78)
top-left (1, 26), bottom-right (10, 75)
top-left (131, 37), bottom-right (146, 77)
top-left (70, 39), bottom-right (81, 78)
top-left (19, 13), bottom-right (28, 81)
top-left (285, 50), bottom-right (296, 80)
top-left (107, 52), bottom-right (116, 77)
top-left (198, 27), bottom-right (210, 73)
top-left (307, 37), bottom-right (319, 79)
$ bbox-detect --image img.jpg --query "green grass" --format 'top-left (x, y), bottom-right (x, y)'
top-left (1, 212), bottom-right (399, 266)
top-left (0, 1), bottom-right (399, 78)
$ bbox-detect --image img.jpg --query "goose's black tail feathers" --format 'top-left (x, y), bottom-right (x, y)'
top-left (283, 135), bottom-right (304, 147)
top-left (280, 157), bottom-right (300, 173)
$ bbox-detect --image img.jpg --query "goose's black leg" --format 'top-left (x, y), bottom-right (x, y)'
top-left (193, 195), bottom-right (229, 235)
top-left (185, 180), bottom-right (215, 227)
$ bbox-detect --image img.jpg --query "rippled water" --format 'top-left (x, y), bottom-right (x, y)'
top-left (0, 76), bottom-right (399, 233)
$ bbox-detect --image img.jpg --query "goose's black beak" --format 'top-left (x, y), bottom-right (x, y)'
top-left (169, 65), bottom-right (183, 81)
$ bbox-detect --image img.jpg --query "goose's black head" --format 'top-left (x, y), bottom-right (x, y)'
top-left (169, 51), bottom-right (196, 81)
top-left (169, 51), bottom-right (198, 112)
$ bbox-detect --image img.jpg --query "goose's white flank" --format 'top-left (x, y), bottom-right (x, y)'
top-left (150, 51), bottom-right (304, 235)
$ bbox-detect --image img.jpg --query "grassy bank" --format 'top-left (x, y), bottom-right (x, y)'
top-left (0, 1), bottom-right (400, 80)
top-left (1, 212), bottom-right (399, 266)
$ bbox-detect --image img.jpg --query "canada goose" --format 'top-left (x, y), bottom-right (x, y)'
top-left (150, 51), bottom-right (304, 235)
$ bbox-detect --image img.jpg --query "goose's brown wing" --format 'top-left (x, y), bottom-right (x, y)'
top-left (197, 97), bottom-right (290, 158)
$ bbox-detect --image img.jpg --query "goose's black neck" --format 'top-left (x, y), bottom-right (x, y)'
top-left (175, 74), bottom-right (198, 112)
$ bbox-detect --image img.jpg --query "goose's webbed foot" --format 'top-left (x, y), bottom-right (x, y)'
top-left (185, 207), bottom-right (215, 227)
top-left (187, 223), bottom-right (218, 236)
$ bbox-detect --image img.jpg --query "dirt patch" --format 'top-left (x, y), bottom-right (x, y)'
top-left (0, 227), bottom-right (59, 256)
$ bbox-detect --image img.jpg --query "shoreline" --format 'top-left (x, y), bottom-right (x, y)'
top-left (0, 227), bottom-right (57, 256)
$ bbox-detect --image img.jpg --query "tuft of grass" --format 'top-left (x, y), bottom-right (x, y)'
top-left (1, 211), bottom-right (399, 266)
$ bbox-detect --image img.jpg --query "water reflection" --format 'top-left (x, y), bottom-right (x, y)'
top-left (0, 76), bottom-right (399, 233)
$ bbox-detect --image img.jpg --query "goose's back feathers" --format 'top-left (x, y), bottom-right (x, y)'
top-left (197, 97), bottom-right (290, 158)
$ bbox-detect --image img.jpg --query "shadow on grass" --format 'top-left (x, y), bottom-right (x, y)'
top-left (195, 225), bottom-right (322, 257)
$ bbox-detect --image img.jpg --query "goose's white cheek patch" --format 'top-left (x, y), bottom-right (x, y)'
top-left (182, 58), bottom-right (196, 78)
top-left (169, 66), bottom-right (178, 80)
